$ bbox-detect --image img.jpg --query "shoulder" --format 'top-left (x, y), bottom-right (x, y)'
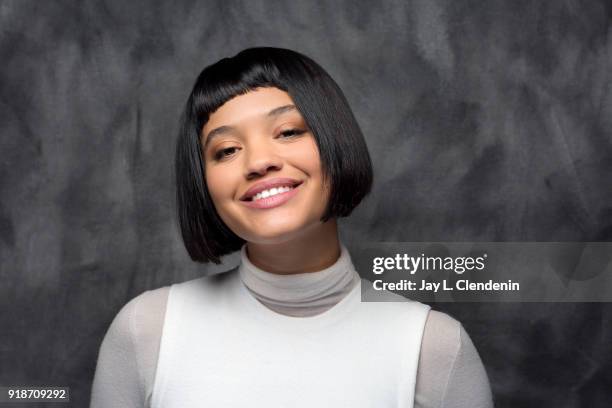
top-left (130, 286), bottom-right (171, 322)
top-left (422, 311), bottom-right (489, 375)
top-left (94, 286), bottom-right (172, 406)
top-left (418, 310), bottom-right (495, 407)
top-left (414, 310), bottom-right (462, 407)
top-left (421, 310), bottom-right (463, 364)
top-left (125, 268), bottom-right (239, 332)
top-left (417, 310), bottom-right (494, 405)
top-left (421, 310), bottom-right (482, 365)
top-left (424, 310), bottom-right (462, 345)
top-left (103, 286), bottom-right (171, 348)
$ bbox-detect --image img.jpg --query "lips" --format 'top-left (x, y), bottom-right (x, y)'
top-left (239, 177), bottom-right (303, 201)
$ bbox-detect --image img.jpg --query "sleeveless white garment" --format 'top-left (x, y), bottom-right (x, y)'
top-left (150, 255), bottom-right (431, 407)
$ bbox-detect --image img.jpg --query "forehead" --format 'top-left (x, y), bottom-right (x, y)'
top-left (204, 87), bottom-right (296, 131)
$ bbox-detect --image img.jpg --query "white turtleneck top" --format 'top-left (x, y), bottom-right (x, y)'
top-left (238, 243), bottom-right (362, 317)
top-left (90, 243), bottom-right (494, 408)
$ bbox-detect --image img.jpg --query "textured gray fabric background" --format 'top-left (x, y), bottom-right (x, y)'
top-left (1, 1), bottom-right (611, 407)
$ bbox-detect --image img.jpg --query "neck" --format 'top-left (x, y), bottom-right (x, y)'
top-left (245, 219), bottom-right (339, 275)
top-left (238, 234), bottom-right (361, 317)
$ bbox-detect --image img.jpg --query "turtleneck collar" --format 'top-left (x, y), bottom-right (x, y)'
top-left (238, 241), bottom-right (361, 317)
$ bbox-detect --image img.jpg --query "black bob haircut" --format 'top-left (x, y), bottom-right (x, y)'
top-left (175, 47), bottom-right (373, 264)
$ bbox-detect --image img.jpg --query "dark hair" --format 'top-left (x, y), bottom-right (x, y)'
top-left (176, 47), bottom-right (373, 264)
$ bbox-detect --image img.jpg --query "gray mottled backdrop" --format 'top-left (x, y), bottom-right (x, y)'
top-left (1, 0), bottom-right (611, 407)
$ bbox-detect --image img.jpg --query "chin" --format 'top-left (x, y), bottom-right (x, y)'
top-left (240, 221), bottom-right (313, 245)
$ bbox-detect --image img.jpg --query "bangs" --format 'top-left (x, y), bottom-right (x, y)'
top-left (189, 50), bottom-right (297, 136)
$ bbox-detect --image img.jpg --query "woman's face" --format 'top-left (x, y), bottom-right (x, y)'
top-left (201, 87), bottom-right (330, 244)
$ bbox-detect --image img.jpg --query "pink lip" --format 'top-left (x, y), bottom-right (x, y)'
top-left (240, 183), bottom-right (302, 209)
top-left (240, 177), bottom-right (302, 201)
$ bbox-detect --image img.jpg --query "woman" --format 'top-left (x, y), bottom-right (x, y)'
top-left (90, 47), bottom-right (494, 408)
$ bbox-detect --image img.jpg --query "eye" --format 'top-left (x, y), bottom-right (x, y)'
top-left (278, 128), bottom-right (306, 139)
top-left (214, 147), bottom-right (238, 161)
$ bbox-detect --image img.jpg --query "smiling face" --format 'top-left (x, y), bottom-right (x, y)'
top-left (201, 87), bottom-right (331, 245)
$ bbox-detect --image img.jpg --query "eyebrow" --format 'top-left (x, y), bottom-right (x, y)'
top-left (202, 104), bottom-right (298, 151)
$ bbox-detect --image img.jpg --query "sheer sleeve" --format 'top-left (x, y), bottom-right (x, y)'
top-left (90, 287), bottom-right (169, 408)
top-left (414, 310), bottom-right (494, 408)
top-left (90, 297), bottom-right (145, 407)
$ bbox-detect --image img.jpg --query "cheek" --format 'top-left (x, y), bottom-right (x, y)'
top-left (204, 166), bottom-right (229, 205)
top-left (293, 139), bottom-right (323, 175)
top-left (293, 145), bottom-right (330, 204)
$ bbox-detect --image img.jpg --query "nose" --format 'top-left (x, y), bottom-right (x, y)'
top-left (243, 139), bottom-right (283, 180)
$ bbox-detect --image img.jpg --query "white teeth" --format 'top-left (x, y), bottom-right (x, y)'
top-left (252, 186), bottom-right (294, 202)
